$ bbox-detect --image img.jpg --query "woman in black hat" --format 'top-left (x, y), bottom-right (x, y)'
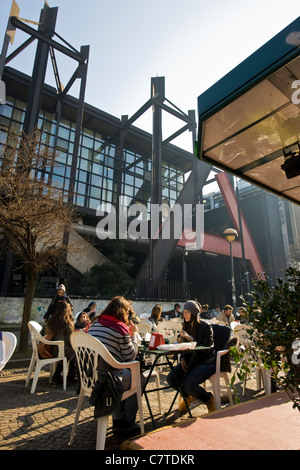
top-left (82, 301), bottom-right (97, 321)
top-left (44, 284), bottom-right (73, 322)
top-left (166, 300), bottom-right (216, 412)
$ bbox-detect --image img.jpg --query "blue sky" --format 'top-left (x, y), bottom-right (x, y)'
top-left (1, 0), bottom-right (299, 151)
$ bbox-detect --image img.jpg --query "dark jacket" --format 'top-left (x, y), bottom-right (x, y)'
top-left (163, 309), bottom-right (182, 319)
top-left (49, 323), bottom-right (74, 359)
top-left (200, 310), bottom-right (211, 320)
top-left (181, 320), bottom-right (215, 365)
top-left (44, 294), bottom-right (72, 321)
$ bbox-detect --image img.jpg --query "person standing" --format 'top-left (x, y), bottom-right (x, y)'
top-left (44, 284), bottom-right (73, 322)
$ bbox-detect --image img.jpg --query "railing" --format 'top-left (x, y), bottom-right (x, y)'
top-left (131, 279), bottom-right (190, 301)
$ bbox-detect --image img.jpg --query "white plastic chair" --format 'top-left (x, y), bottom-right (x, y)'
top-left (155, 321), bottom-right (183, 369)
top-left (232, 325), bottom-right (269, 395)
top-left (140, 320), bottom-right (153, 329)
top-left (139, 313), bottom-right (150, 320)
top-left (202, 324), bottom-right (234, 410)
top-left (203, 349), bottom-right (234, 410)
top-left (26, 321), bottom-right (67, 393)
top-left (137, 322), bottom-right (151, 337)
top-left (230, 321), bottom-right (241, 331)
top-left (69, 332), bottom-right (144, 450)
top-left (142, 367), bottom-right (162, 414)
top-left (135, 325), bottom-right (162, 412)
top-left (157, 321), bottom-right (182, 337)
top-left (0, 331), bottom-right (17, 372)
top-left (169, 317), bottom-right (183, 324)
top-left (255, 365), bottom-right (272, 395)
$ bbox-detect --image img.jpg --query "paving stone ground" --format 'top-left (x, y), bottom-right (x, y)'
top-left (0, 359), bottom-right (267, 451)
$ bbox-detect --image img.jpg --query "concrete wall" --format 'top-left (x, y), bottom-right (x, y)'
top-left (0, 297), bottom-right (178, 325)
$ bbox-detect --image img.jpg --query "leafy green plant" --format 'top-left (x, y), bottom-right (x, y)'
top-left (81, 241), bottom-right (135, 298)
top-left (230, 267), bottom-right (300, 411)
top-left (81, 263), bottom-right (133, 298)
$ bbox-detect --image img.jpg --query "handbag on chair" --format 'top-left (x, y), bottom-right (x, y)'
top-left (89, 370), bottom-right (124, 418)
top-left (37, 333), bottom-right (54, 359)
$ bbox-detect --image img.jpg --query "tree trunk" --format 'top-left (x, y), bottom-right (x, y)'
top-left (18, 270), bottom-right (38, 354)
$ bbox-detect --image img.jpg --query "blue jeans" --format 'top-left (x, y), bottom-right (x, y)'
top-left (167, 361), bottom-right (216, 403)
top-left (112, 369), bottom-right (145, 425)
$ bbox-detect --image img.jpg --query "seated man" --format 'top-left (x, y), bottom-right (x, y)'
top-left (216, 305), bottom-right (235, 326)
top-left (162, 303), bottom-right (182, 319)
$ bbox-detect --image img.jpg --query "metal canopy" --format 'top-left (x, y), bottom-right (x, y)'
top-left (197, 16), bottom-right (300, 205)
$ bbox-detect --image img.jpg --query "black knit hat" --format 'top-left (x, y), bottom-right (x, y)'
top-left (184, 300), bottom-right (201, 318)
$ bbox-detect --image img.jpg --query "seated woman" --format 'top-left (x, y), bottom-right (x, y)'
top-left (149, 304), bottom-right (162, 331)
top-left (166, 300), bottom-right (216, 412)
top-left (128, 300), bottom-right (141, 326)
top-left (44, 301), bottom-right (76, 384)
top-left (82, 301), bottom-right (97, 321)
top-left (88, 296), bottom-right (142, 435)
top-left (74, 312), bottom-right (91, 332)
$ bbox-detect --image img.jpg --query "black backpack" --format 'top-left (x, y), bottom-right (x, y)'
top-left (211, 324), bottom-right (237, 372)
top-left (89, 370), bottom-right (124, 418)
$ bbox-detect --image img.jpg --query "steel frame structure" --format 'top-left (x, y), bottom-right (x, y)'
top-left (0, 3), bottom-right (266, 301)
top-left (0, 2), bottom-right (89, 282)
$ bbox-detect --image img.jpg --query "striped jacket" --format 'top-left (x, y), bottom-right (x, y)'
top-left (88, 320), bottom-right (138, 363)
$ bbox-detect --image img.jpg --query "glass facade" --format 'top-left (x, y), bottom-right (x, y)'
top-left (0, 94), bottom-right (185, 216)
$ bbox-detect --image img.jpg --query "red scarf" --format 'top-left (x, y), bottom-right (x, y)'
top-left (97, 313), bottom-right (130, 337)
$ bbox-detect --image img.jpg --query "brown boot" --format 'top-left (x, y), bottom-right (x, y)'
top-left (178, 395), bottom-right (195, 413)
top-left (206, 395), bottom-right (215, 412)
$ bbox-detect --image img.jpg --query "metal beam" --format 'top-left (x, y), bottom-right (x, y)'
top-left (215, 172), bottom-right (265, 278)
top-left (159, 101), bottom-right (195, 125)
top-left (23, 5), bottom-right (58, 136)
top-left (151, 76), bottom-right (164, 206)
top-left (67, 44), bottom-right (89, 206)
top-left (10, 16), bottom-right (86, 63)
top-left (49, 46), bottom-right (63, 94)
top-left (133, 160), bottom-right (212, 298)
top-left (129, 77), bottom-right (201, 298)
top-left (4, 36), bottom-right (36, 65)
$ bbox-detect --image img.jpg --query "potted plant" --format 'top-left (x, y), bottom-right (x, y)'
top-left (230, 267), bottom-right (300, 411)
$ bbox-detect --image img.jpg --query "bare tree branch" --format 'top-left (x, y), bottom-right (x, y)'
top-left (0, 127), bottom-right (83, 352)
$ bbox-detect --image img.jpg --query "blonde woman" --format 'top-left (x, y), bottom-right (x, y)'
top-left (149, 304), bottom-right (162, 331)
